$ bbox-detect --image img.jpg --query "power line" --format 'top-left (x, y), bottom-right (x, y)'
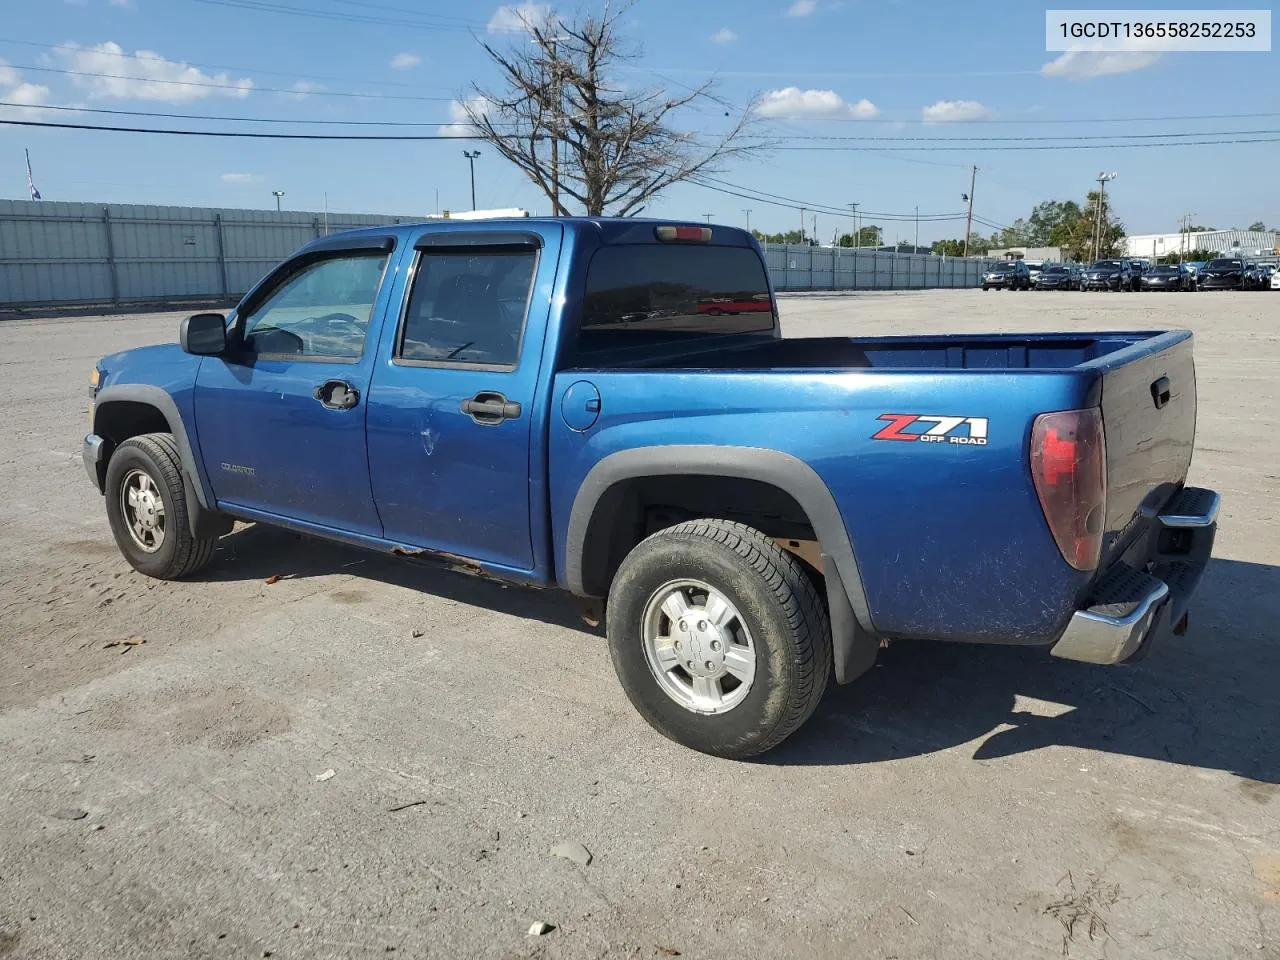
top-left (0, 38), bottom-right (455, 92)
top-left (771, 136), bottom-right (1280, 152)
top-left (754, 128), bottom-right (1280, 142)
top-left (0, 118), bottom-right (481, 139)
top-left (756, 110), bottom-right (1280, 126)
top-left (0, 100), bottom-right (458, 126)
top-left (4, 62), bottom-right (459, 102)
top-left (190, 0), bottom-right (483, 31)
top-left (689, 177), bottom-right (968, 224)
top-left (695, 175), bottom-right (963, 220)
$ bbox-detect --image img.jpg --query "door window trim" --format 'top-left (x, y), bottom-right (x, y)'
top-left (233, 241), bottom-right (396, 363)
top-left (391, 241), bottom-right (541, 373)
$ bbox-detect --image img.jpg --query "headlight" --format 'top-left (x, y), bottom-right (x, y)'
top-left (89, 366), bottom-right (100, 390)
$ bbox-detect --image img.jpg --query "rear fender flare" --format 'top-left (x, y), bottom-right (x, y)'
top-left (564, 445), bottom-right (879, 683)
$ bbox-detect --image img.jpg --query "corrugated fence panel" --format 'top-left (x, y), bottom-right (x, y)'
top-left (1, 201), bottom-right (998, 308)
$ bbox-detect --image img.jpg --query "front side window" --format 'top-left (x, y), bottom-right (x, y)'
top-left (242, 253), bottom-right (389, 359)
top-left (397, 246), bottom-right (538, 368)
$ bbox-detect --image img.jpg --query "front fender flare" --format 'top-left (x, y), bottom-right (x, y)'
top-left (93, 384), bottom-right (229, 539)
top-left (564, 445), bottom-right (878, 683)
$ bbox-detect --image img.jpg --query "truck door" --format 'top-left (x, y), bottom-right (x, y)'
top-left (365, 225), bottom-right (562, 571)
top-left (193, 238), bottom-right (399, 536)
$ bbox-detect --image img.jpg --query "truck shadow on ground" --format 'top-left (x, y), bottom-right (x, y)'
top-left (203, 522), bottom-right (598, 635)
top-left (201, 529), bottom-right (1278, 785)
top-left (774, 557), bottom-right (1280, 785)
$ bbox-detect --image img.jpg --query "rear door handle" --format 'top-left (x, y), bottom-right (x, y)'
top-left (314, 379), bottom-right (360, 410)
top-left (461, 391), bottom-right (521, 424)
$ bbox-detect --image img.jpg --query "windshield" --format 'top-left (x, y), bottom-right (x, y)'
top-left (1043, 265), bottom-right (1068, 274)
top-left (990, 263), bottom-right (1016, 273)
top-left (1207, 259), bottom-right (1243, 269)
top-left (1153, 266), bottom-right (1180, 274)
top-left (1091, 260), bottom-right (1122, 269)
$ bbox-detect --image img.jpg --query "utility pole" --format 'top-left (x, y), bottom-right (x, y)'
top-left (799, 206), bottom-right (806, 243)
top-left (742, 208), bottom-right (752, 232)
top-left (1093, 171), bottom-right (1117, 259)
top-left (463, 150), bottom-right (481, 210)
top-left (703, 213), bottom-right (713, 223)
top-left (962, 165), bottom-right (977, 257)
top-left (1178, 212), bottom-right (1195, 262)
top-left (914, 205), bottom-right (919, 252)
top-left (848, 202), bottom-right (859, 247)
top-left (812, 214), bottom-right (817, 246)
top-left (549, 37), bottom-right (560, 216)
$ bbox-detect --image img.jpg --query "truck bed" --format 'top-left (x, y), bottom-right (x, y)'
top-left (608, 331), bottom-right (1175, 371)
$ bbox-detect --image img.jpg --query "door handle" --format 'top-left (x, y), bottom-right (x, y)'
top-left (460, 391), bottom-right (522, 425)
top-left (314, 380), bottom-right (360, 410)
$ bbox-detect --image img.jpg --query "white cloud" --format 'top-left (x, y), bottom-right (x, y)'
top-left (54, 41), bottom-right (253, 102)
top-left (0, 61), bottom-right (53, 120)
top-left (487, 2), bottom-right (552, 33)
top-left (108, 0), bottom-right (134, 7)
top-left (1041, 49), bottom-right (1162, 79)
top-left (921, 99), bottom-right (991, 123)
top-left (437, 96), bottom-right (491, 138)
top-left (786, 0), bottom-right (817, 16)
top-left (756, 87), bottom-right (877, 120)
top-left (287, 79), bottom-right (325, 100)
top-left (389, 52), bottom-right (421, 70)
top-left (220, 173), bottom-right (263, 184)
top-left (710, 27), bottom-right (739, 45)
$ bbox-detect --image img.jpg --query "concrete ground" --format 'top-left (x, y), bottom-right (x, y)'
top-left (1, 289), bottom-right (1278, 959)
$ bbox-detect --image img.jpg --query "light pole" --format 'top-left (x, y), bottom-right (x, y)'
top-left (1094, 171), bottom-right (1117, 259)
top-left (271, 190), bottom-right (285, 211)
top-left (848, 202), bottom-right (859, 247)
top-left (463, 150), bottom-right (481, 210)
top-left (742, 208), bottom-right (752, 232)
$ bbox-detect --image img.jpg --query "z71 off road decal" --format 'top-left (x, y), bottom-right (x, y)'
top-left (872, 414), bottom-right (989, 446)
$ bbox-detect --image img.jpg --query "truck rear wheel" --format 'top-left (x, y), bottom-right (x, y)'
top-left (104, 433), bottom-right (219, 580)
top-left (606, 519), bottom-right (831, 759)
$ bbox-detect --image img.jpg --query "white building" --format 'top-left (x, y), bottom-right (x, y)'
top-left (1124, 230), bottom-right (1279, 260)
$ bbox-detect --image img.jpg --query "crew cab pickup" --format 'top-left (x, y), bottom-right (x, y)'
top-left (83, 218), bottom-right (1219, 758)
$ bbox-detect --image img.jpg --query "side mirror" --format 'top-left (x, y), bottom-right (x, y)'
top-left (180, 312), bottom-right (227, 356)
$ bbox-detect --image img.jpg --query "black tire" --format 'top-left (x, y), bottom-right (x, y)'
top-left (981, 284), bottom-right (988, 291)
top-left (606, 520), bottom-right (831, 759)
top-left (104, 433), bottom-right (220, 580)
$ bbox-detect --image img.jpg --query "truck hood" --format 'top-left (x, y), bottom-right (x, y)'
top-left (98, 343), bottom-right (202, 390)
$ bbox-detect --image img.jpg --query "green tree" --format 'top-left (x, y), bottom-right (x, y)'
top-left (931, 238), bottom-right (968, 256)
top-left (835, 225), bottom-right (883, 247)
top-left (1247, 221), bottom-right (1267, 231)
top-left (1180, 224), bottom-right (1215, 232)
top-left (1161, 247), bottom-right (1217, 264)
top-left (754, 229), bottom-right (805, 244)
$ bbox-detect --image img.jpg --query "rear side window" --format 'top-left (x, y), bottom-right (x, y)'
top-left (576, 245), bottom-right (774, 357)
top-left (397, 246), bottom-right (538, 368)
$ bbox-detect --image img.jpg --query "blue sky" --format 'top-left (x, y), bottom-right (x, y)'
top-left (0, 0), bottom-right (1276, 244)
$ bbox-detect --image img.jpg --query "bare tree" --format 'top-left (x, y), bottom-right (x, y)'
top-left (463, 1), bottom-right (758, 217)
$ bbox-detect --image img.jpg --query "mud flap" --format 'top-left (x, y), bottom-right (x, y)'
top-left (823, 553), bottom-right (878, 684)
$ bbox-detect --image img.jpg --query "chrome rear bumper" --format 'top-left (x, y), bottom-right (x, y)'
top-left (1050, 487), bottom-right (1219, 665)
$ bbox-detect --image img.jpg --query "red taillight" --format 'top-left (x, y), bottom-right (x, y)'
top-left (655, 225), bottom-right (712, 243)
top-left (1030, 408), bottom-right (1106, 571)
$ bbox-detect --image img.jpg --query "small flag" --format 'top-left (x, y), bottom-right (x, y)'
top-left (25, 148), bottom-right (42, 201)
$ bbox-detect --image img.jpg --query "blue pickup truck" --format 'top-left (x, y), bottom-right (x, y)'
top-left (84, 218), bottom-right (1219, 758)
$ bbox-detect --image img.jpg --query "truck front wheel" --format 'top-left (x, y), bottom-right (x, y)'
top-left (606, 519), bottom-right (831, 759)
top-left (103, 433), bottom-right (220, 580)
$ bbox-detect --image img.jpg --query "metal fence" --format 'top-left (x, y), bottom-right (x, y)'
top-left (763, 243), bottom-right (995, 291)
top-left (1, 199), bottom-right (995, 309)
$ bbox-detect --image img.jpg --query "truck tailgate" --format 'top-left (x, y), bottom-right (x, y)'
top-left (1096, 332), bottom-right (1196, 566)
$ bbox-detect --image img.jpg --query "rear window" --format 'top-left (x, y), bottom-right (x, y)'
top-left (575, 245), bottom-right (774, 356)
top-left (1208, 259), bottom-right (1243, 269)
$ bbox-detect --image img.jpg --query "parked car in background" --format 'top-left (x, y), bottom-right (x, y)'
top-left (1035, 263), bottom-right (1077, 290)
top-left (1271, 266), bottom-right (1280, 290)
top-left (1082, 259), bottom-right (1135, 291)
top-left (1199, 257), bottom-right (1248, 290)
top-left (981, 260), bottom-right (1032, 291)
top-left (1141, 263), bottom-right (1195, 292)
top-left (1023, 260), bottom-right (1046, 285)
top-left (1185, 261), bottom-right (1206, 279)
top-left (1243, 263), bottom-right (1270, 290)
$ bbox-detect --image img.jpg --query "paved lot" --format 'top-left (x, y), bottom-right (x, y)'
top-left (2, 289), bottom-right (1278, 959)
